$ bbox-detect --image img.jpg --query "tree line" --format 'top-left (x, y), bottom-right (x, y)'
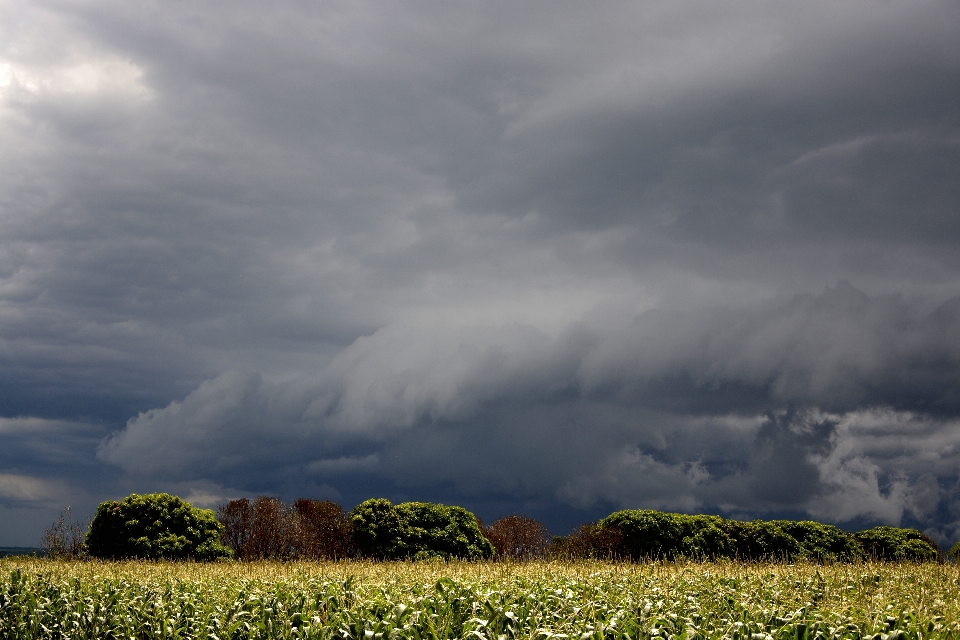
top-left (213, 497), bottom-right (550, 561)
top-left (42, 492), bottom-right (956, 563)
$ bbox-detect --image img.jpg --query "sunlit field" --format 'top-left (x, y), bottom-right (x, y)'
top-left (2, 558), bottom-right (959, 639)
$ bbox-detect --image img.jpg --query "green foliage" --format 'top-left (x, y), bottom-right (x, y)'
top-left (598, 511), bottom-right (737, 560)
top-left (856, 526), bottom-right (938, 562)
top-left (349, 498), bottom-right (406, 559)
top-left (949, 541), bottom-right (960, 563)
top-left (394, 502), bottom-right (494, 561)
top-left (350, 499), bottom-right (494, 560)
top-left (597, 509), bottom-right (933, 563)
top-left (724, 520), bottom-right (801, 560)
top-left (771, 520), bottom-right (863, 562)
top-left (682, 515), bottom-right (735, 559)
top-left (86, 493), bottom-right (232, 561)
top-left (598, 510), bottom-right (685, 559)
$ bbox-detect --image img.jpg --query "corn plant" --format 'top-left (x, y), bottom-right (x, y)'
top-left (2, 558), bottom-right (959, 639)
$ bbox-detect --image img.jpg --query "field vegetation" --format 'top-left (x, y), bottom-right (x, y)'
top-left (3, 557), bottom-right (960, 639)
top-left (19, 494), bottom-right (958, 638)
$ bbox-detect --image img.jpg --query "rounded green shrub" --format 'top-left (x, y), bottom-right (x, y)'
top-left (589, 508), bottom-right (941, 564)
top-left (772, 520), bottom-right (862, 562)
top-left (598, 510), bottom-right (687, 560)
top-left (855, 526), bottom-right (938, 562)
top-left (725, 520), bottom-right (801, 561)
top-left (350, 498), bottom-right (407, 559)
top-left (87, 493), bottom-right (232, 560)
top-left (350, 499), bottom-right (494, 560)
top-left (680, 515), bottom-right (735, 559)
top-left (598, 511), bottom-right (736, 560)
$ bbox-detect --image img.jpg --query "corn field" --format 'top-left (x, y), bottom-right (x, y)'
top-left (2, 558), bottom-right (959, 639)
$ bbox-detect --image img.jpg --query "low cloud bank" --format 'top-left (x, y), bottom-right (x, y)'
top-left (100, 283), bottom-right (960, 541)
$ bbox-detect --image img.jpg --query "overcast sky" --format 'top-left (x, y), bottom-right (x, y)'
top-left (1, 0), bottom-right (959, 547)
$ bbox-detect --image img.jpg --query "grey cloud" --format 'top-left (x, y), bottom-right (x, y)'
top-left (804, 410), bottom-right (960, 532)
top-left (581, 282), bottom-right (960, 414)
top-left (0, 418), bottom-right (108, 490)
top-left (99, 285), bottom-right (960, 539)
top-left (0, 474), bottom-right (73, 507)
top-left (2, 1), bottom-right (960, 543)
top-left (746, 410), bottom-right (833, 506)
top-left (0, 418), bottom-right (107, 545)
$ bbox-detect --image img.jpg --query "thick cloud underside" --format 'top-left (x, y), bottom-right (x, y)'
top-left (2, 1), bottom-right (960, 545)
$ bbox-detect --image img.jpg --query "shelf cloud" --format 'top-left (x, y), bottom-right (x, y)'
top-left (99, 285), bottom-right (960, 541)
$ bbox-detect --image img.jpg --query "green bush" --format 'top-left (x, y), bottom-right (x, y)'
top-left (598, 510), bottom-right (686, 560)
top-left (350, 499), bottom-right (494, 560)
top-left (86, 493), bottom-right (232, 561)
top-left (949, 541), bottom-right (960, 563)
top-left (724, 520), bottom-right (801, 561)
top-left (856, 526), bottom-right (938, 562)
top-left (772, 520), bottom-right (863, 562)
top-left (680, 515), bottom-right (735, 559)
top-left (598, 511), bottom-right (735, 560)
top-left (349, 498), bottom-right (406, 559)
top-left (593, 509), bottom-right (942, 563)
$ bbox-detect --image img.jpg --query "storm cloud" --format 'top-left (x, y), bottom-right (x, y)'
top-left (99, 284), bottom-right (960, 540)
top-left (1, 0), bottom-right (959, 545)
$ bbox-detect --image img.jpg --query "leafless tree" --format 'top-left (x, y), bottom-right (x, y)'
top-left (483, 514), bottom-right (551, 561)
top-left (219, 496), bottom-right (356, 560)
top-left (41, 506), bottom-right (88, 559)
top-left (292, 499), bottom-right (356, 559)
top-left (243, 496), bottom-right (298, 559)
top-left (549, 522), bottom-right (626, 560)
top-left (218, 498), bottom-right (253, 558)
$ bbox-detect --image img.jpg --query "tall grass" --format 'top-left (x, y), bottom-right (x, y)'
top-left (2, 557), bottom-right (959, 639)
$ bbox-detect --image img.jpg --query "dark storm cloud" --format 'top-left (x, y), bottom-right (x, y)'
top-left (580, 282), bottom-right (960, 414)
top-left (98, 285), bottom-right (960, 540)
top-left (1, 1), bottom-right (960, 544)
top-left (0, 418), bottom-right (104, 506)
